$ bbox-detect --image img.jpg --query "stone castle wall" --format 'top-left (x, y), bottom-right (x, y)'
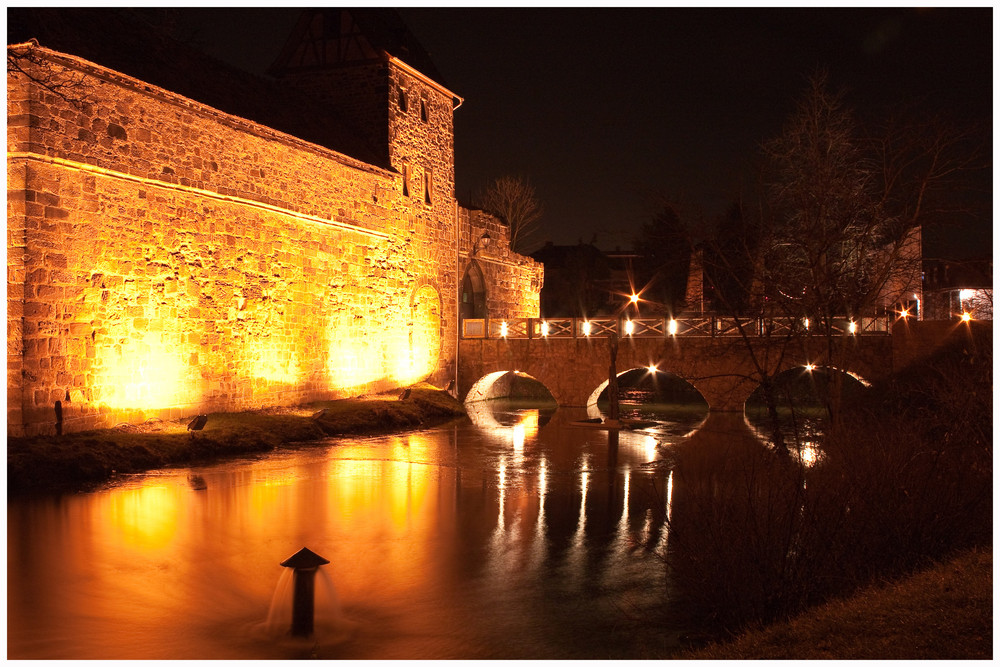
top-left (458, 207), bottom-right (543, 320)
top-left (7, 46), bottom-right (540, 436)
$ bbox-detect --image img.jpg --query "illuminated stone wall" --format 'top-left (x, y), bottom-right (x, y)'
top-left (7, 47), bottom-right (540, 436)
top-left (458, 208), bottom-right (543, 319)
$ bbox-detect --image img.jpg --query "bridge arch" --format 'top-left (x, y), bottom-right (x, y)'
top-left (463, 369), bottom-right (556, 405)
top-left (585, 366), bottom-right (710, 409)
top-left (457, 325), bottom-right (895, 412)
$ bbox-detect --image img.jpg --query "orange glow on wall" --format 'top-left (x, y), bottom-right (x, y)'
top-left (91, 336), bottom-right (191, 412)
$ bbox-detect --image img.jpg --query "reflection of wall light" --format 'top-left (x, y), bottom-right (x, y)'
top-left (624, 320), bottom-right (634, 336)
top-left (848, 321), bottom-right (857, 334)
top-left (540, 321), bottom-right (549, 337)
top-left (108, 485), bottom-right (179, 549)
top-left (500, 321), bottom-right (508, 337)
top-left (582, 321), bottom-right (591, 336)
top-left (667, 319), bottom-right (678, 335)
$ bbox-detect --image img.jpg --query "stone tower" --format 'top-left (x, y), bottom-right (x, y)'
top-left (268, 9), bottom-right (461, 207)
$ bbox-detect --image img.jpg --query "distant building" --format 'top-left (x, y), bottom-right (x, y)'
top-left (922, 258), bottom-right (993, 320)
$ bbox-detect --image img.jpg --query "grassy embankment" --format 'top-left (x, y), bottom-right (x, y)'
top-left (7, 383), bottom-right (466, 494)
top-left (680, 546), bottom-right (991, 659)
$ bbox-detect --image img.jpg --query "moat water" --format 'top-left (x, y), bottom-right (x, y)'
top-left (7, 399), bottom-right (795, 659)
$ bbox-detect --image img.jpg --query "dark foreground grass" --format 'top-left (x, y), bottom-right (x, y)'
top-left (680, 546), bottom-right (992, 660)
top-left (662, 326), bottom-right (992, 654)
top-left (8, 383), bottom-right (467, 495)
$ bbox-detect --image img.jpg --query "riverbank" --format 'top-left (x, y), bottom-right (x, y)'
top-left (7, 383), bottom-right (467, 495)
top-left (679, 546), bottom-right (991, 659)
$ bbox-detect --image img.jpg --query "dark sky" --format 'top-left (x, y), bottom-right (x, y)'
top-left (174, 7), bottom-right (991, 256)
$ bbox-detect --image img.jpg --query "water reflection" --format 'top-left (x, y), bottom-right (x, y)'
top-left (9, 402), bottom-right (702, 660)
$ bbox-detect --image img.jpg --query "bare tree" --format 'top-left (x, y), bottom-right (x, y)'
top-left (701, 73), bottom-right (986, 448)
top-left (477, 175), bottom-right (543, 255)
top-left (8, 41), bottom-right (94, 109)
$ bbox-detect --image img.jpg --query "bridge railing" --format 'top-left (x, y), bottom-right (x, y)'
top-left (460, 315), bottom-right (892, 339)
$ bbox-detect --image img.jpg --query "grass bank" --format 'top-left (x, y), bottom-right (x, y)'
top-left (680, 546), bottom-right (991, 660)
top-left (7, 383), bottom-right (467, 495)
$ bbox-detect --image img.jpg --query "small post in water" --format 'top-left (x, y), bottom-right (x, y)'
top-left (280, 547), bottom-right (331, 637)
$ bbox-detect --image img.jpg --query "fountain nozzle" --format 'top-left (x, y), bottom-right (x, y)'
top-left (280, 547), bottom-right (330, 637)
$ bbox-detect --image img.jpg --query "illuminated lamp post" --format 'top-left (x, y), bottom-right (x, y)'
top-left (280, 547), bottom-right (331, 637)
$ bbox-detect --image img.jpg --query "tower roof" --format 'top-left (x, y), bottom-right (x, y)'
top-left (269, 9), bottom-right (454, 96)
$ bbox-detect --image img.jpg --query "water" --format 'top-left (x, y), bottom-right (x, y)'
top-left (8, 401), bottom-right (728, 659)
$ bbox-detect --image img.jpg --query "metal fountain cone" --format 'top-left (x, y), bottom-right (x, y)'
top-left (280, 547), bottom-right (331, 637)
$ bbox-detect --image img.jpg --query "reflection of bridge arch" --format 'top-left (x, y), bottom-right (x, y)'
top-left (584, 366), bottom-right (709, 408)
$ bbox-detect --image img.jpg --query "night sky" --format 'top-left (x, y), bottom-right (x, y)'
top-left (171, 7), bottom-right (991, 256)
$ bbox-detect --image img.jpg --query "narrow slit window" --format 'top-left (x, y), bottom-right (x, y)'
top-left (398, 87), bottom-right (408, 112)
top-left (424, 168), bottom-right (433, 205)
top-left (420, 99), bottom-right (428, 122)
top-left (402, 163), bottom-right (410, 197)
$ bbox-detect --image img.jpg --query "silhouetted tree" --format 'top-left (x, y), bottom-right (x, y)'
top-left (7, 41), bottom-right (94, 109)
top-left (700, 73), bottom-right (986, 446)
top-left (477, 175), bottom-right (543, 255)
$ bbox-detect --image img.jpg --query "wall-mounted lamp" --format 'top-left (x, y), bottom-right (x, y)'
top-left (472, 232), bottom-right (491, 256)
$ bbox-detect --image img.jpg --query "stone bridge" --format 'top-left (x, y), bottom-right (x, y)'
top-left (457, 317), bottom-right (978, 412)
